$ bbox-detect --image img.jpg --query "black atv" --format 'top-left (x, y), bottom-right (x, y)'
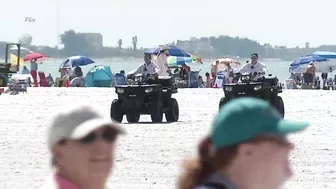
top-left (110, 73), bottom-right (179, 123)
top-left (219, 72), bottom-right (285, 118)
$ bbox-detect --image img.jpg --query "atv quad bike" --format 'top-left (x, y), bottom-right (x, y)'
top-left (219, 72), bottom-right (285, 118)
top-left (110, 73), bottom-right (179, 123)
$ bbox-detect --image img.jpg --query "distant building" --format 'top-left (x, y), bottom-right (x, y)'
top-left (78, 33), bottom-right (103, 50)
top-left (305, 42), bottom-right (310, 48)
top-left (175, 37), bottom-right (212, 53)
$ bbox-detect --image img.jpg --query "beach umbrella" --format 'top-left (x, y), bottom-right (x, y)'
top-left (152, 55), bottom-right (202, 66)
top-left (312, 51), bottom-right (336, 59)
top-left (188, 53), bottom-right (203, 63)
top-left (213, 58), bottom-right (241, 70)
top-left (144, 45), bottom-right (190, 57)
top-left (60, 56), bottom-right (95, 68)
top-left (167, 56), bottom-right (193, 66)
top-left (23, 52), bottom-right (50, 61)
top-left (289, 55), bottom-right (332, 73)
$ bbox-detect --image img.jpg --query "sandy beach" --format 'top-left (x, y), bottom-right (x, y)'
top-left (0, 88), bottom-right (335, 189)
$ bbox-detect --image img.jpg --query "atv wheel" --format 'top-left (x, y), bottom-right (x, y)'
top-left (126, 112), bottom-right (140, 123)
top-left (275, 96), bottom-right (285, 118)
top-left (165, 98), bottom-right (179, 122)
top-left (110, 99), bottom-right (123, 122)
top-left (150, 101), bottom-right (163, 123)
top-left (219, 97), bottom-right (226, 110)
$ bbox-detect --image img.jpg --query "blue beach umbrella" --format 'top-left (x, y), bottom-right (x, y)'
top-left (145, 45), bottom-right (191, 57)
top-left (60, 56), bottom-right (95, 68)
top-left (289, 55), bottom-right (329, 73)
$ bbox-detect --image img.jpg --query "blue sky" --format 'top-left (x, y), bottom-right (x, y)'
top-left (1, 0), bottom-right (335, 48)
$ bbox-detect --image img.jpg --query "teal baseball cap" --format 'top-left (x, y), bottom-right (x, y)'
top-left (211, 97), bottom-right (308, 150)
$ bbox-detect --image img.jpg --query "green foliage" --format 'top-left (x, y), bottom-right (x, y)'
top-left (60, 30), bottom-right (92, 57)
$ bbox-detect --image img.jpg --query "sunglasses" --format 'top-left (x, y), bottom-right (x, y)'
top-left (79, 129), bottom-right (118, 144)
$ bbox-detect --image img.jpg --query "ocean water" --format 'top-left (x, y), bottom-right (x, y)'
top-left (23, 58), bottom-right (292, 81)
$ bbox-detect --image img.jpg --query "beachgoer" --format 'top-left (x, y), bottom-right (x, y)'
top-left (321, 72), bottom-right (328, 89)
top-left (225, 62), bottom-right (234, 83)
top-left (205, 72), bottom-right (211, 88)
top-left (30, 58), bottom-right (38, 71)
top-left (70, 77), bottom-right (84, 87)
top-left (198, 76), bottom-right (204, 88)
top-left (304, 62), bottom-right (315, 88)
top-left (238, 53), bottom-right (266, 80)
top-left (74, 66), bottom-right (83, 77)
top-left (177, 97), bottom-right (308, 189)
top-left (182, 64), bottom-right (191, 79)
top-left (156, 45), bottom-right (170, 76)
top-left (211, 60), bottom-right (220, 76)
top-left (46, 73), bottom-right (54, 87)
top-left (42, 105), bottom-right (125, 189)
top-left (131, 53), bottom-right (160, 76)
top-left (21, 66), bottom-right (30, 74)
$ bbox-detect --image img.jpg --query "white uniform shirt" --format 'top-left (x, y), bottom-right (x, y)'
top-left (133, 62), bottom-right (160, 75)
top-left (239, 61), bottom-right (267, 79)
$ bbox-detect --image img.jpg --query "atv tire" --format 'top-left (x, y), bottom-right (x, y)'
top-left (126, 112), bottom-right (140, 123)
top-left (151, 101), bottom-right (163, 123)
top-left (110, 99), bottom-right (123, 122)
top-left (275, 96), bottom-right (285, 118)
top-left (165, 98), bottom-right (179, 122)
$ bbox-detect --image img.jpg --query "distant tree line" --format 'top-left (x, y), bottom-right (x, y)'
top-left (187, 35), bottom-right (336, 60)
top-left (1, 31), bottom-right (336, 60)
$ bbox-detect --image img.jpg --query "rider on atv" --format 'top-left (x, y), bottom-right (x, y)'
top-left (130, 53), bottom-right (160, 77)
top-left (235, 53), bottom-right (267, 81)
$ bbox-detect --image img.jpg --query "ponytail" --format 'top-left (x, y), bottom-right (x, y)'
top-left (177, 137), bottom-right (239, 189)
top-left (177, 136), bottom-right (216, 189)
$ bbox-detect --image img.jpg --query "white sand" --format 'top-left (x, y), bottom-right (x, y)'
top-left (0, 88), bottom-right (335, 189)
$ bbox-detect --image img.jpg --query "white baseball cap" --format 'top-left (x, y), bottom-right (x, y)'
top-left (47, 105), bottom-right (125, 148)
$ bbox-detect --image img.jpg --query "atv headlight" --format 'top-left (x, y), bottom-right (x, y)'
top-left (225, 86), bottom-right (232, 91)
top-left (254, 85), bottom-right (262, 91)
top-left (241, 75), bottom-right (250, 82)
top-left (145, 87), bottom-right (153, 93)
top-left (135, 77), bottom-right (142, 82)
top-left (116, 88), bottom-right (124, 93)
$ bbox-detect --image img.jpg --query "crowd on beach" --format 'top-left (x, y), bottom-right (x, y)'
top-left (289, 62), bottom-right (335, 89)
top-left (41, 96), bottom-right (308, 189)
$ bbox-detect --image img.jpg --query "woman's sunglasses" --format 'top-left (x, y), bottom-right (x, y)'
top-left (75, 129), bottom-right (118, 145)
top-left (80, 129), bottom-right (117, 144)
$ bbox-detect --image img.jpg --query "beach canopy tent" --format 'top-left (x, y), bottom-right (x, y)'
top-left (84, 65), bottom-right (113, 87)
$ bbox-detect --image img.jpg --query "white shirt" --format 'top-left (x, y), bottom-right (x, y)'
top-left (156, 53), bottom-right (169, 76)
top-left (133, 62), bottom-right (160, 75)
top-left (239, 61), bottom-right (267, 79)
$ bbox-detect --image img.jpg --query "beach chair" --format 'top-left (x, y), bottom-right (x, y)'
top-left (38, 72), bottom-right (50, 87)
top-left (7, 78), bottom-right (28, 94)
top-left (213, 72), bottom-right (226, 88)
top-left (55, 77), bottom-right (67, 87)
top-left (326, 78), bottom-right (333, 90)
top-left (188, 71), bottom-right (199, 88)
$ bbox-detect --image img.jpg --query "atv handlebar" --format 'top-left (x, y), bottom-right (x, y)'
top-left (127, 73), bottom-right (158, 84)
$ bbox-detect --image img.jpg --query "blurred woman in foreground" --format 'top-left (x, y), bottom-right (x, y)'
top-left (177, 97), bottom-right (308, 189)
